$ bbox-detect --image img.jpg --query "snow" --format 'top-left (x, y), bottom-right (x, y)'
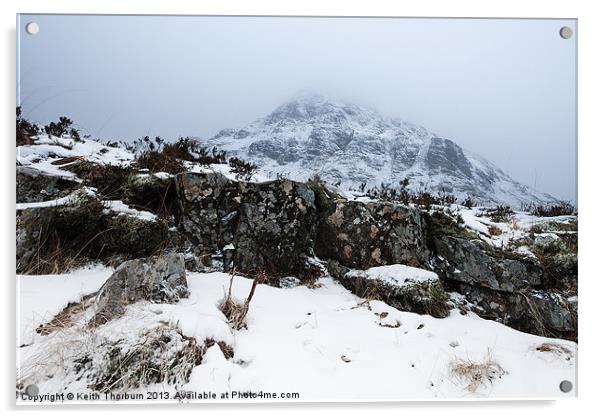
top-left (16, 187), bottom-right (97, 210)
top-left (453, 206), bottom-right (577, 250)
top-left (17, 265), bottom-right (113, 346)
top-left (346, 264), bottom-right (439, 287)
top-left (16, 189), bottom-right (156, 222)
top-left (17, 268), bottom-right (577, 402)
top-left (185, 162), bottom-right (272, 183)
top-left (103, 200), bottom-right (157, 221)
top-left (17, 195), bottom-right (80, 210)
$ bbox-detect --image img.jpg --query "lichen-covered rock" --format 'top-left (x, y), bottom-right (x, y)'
top-left (175, 172), bottom-right (317, 276)
top-left (311, 183), bottom-right (429, 269)
top-left (16, 166), bottom-right (78, 203)
top-left (432, 236), bottom-right (543, 292)
top-left (340, 264), bottom-right (449, 318)
top-left (91, 253), bottom-right (188, 325)
top-left (454, 282), bottom-right (576, 340)
top-left (432, 235), bottom-right (576, 339)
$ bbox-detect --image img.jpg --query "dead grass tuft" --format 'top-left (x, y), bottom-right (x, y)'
top-left (36, 293), bottom-right (97, 336)
top-left (448, 350), bottom-right (506, 393)
top-left (488, 225), bottom-right (503, 236)
top-left (89, 324), bottom-right (206, 393)
top-left (534, 342), bottom-right (573, 360)
top-left (218, 268), bottom-right (266, 331)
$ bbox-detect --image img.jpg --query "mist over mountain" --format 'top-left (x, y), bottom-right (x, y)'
top-left (206, 94), bottom-right (556, 207)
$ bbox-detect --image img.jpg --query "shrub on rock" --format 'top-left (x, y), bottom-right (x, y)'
top-left (123, 174), bottom-right (178, 218)
top-left (16, 193), bottom-right (169, 274)
top-left (107, 215), bottom-right (168, 257)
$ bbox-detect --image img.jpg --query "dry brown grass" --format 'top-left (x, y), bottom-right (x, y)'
top-left (448, 351), bottom-right (506, 393)
top-left (36, 293), bottom-right (97, 336)
top-left (535, 342), bottom-right (573, 360)
top-left (218, 268), bottom-right (266, 331)
top-left (89, 324), bottom-right (206, 393)
top-left (488, 225), bottom-right (503, 236)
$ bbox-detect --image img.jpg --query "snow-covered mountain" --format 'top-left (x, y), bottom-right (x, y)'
top-left (207, 94), bottom-right (556, 207)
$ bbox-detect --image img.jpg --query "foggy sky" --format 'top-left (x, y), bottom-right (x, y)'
top-left (17, 15), bottom-right (577, 201)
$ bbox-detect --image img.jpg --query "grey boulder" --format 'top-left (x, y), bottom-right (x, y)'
top-left (91, 253), bottom-right (188, 325)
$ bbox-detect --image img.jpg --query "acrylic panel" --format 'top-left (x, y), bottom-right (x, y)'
top-left (16, 14), bottom-right (577, 403)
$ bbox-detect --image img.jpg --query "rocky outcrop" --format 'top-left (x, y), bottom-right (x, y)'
top-left (340, 264), bottom-right (449, 318)
top-left (531, 233), bottom-right (578, 291)
top-left (174, 173), bottom-right (575, 340)
top-left (431, 235), bottom-right (576, 339)
top-left (312, 187), bottom-right (429, 269)
top-left (432, 236), bottom-right (543, 292)
top-left (15, 156), bottom-right (577, 340)
top-left (175, 172), bottom-right (317, 276)
top-left (175, 173), bottom-right (431, 280)
top-left (91, 253), bottom-right (188, 325)
top-left (17, 166), bottom-right (78, 203)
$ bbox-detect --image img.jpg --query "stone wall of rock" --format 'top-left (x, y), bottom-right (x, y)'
top-left (16, 162), bottom-right (576, 340)
top-left (341, 267), bottom-right (449, 318)
top-left (175, 172), bottom-right (318, 276)
top-left (175, 174), bottom-right (431, 280)
top-left (313, 196), bottom-right (429, 269)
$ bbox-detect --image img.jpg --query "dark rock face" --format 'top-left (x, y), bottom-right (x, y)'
top-left (175, 173), bottom-right (432, 280)
top-left (17, 166), bottom-right (78, 203)
top-left (426, 138), bottom-right (473, 179)
top-left (175, 172), bottom-right (317, 276)
top-left (314, 195), bottom-right (429, 270)
top-left (432, 236), bottom-right (543, 292)
top-left (431, 236), bottom-right (576, 339)
top-left (91, 253), bottom-right (188, 325)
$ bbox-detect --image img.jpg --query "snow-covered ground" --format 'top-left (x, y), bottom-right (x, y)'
top-left (17, 267), bottom-right (577, 403)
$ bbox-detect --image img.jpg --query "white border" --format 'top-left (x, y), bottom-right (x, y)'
top-left (2, 0), bottom-right (600, 417)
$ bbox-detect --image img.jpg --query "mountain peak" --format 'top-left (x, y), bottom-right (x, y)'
top-left (264, 93), bottom-right (382, 127)
top-left (208, 96), bottom-right (556, 207)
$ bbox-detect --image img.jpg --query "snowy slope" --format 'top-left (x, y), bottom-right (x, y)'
top-left (17, 268), bottom-right (576, 402)
top-left (206, 94), bottom-right (556, 207)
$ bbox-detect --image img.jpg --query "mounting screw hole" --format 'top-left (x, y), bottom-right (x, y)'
top-left (559, 26), bottom-right (573, 39)
top-left (559, 380), bottom-right (573, 393)
top-left (25, 22), bottom-right (39, 35)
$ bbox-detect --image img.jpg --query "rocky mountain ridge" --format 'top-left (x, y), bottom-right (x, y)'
top-left (206, 94), bottom-right (556, 207)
